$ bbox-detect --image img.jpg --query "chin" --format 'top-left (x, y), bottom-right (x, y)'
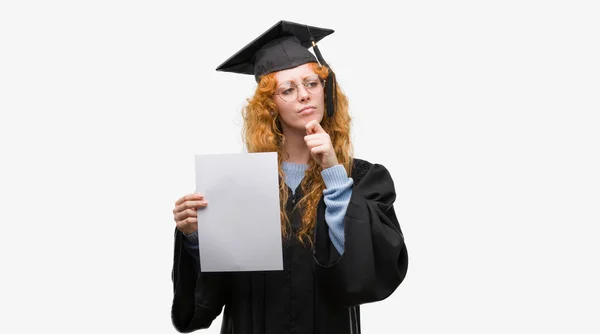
top-left (304, 112), bottom-right (324, 123)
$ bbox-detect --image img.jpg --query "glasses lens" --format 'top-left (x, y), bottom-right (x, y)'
top-left (276, 85), bottom-right (297, 102)
top-left (305, 77), bottom-right (323, 93)
top-left (276, 76), bottom-right (324, 102)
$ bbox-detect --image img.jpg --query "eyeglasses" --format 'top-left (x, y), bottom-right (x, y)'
top-left (274, 75), bottom-right (325, 102)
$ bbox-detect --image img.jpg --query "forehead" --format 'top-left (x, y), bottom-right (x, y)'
top-left (274, 63), bottom-right (317, 84)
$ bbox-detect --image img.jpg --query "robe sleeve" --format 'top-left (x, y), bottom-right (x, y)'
top-left (171, 228), bottom-right (229, 333)
top-left (313, 162), bottom-right (409, 307)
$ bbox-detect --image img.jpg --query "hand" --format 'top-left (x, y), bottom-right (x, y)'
top-left (304, 120), bottom-right (339, 169)
top-left (173, 193), bottom-right (208, 235)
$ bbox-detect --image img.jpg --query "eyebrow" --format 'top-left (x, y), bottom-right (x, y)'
top-left (278, 74), bottom-right (320, 85)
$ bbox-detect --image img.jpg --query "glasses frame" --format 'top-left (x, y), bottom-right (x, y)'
top-left (273, 76), bottom-right (326, 102)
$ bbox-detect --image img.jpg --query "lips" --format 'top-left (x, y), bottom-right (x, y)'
top-left (298, 106), bottom-right (316, 114)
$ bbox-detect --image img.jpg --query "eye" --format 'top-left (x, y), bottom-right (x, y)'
top-left (306, 80), bottom-right (319, 88)
top-left (281, 87), bottom-right (296, 96)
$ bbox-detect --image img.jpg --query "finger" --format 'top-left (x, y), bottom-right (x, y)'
top-left (311, 146), bottom-right (327, 155)
top-left (305, 120), bottom-right (325, 135)
top-left (173, 200), bottom-right (207, 214)
top-left (305, 139), bottom-right (324, 149)
top-left (304, 135), bottom-right (329, 150)
top-left (175, 193), bottom-right (204, 206)
top-left (305, 120), bottom-right (316, 134)
top-left (304, 133), bottom-right (328, 141)
top-left (305, 135), bottom-right (330, 145)
top-left (174, 208), bottom-right (196, 222)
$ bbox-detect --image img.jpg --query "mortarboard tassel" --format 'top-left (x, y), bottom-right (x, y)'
top-left (311, 38), bottom-right (337, 118)
top-left (311, 38), bottom-right (328, 68)
top-left (325, 70), bottom-right (336, 118)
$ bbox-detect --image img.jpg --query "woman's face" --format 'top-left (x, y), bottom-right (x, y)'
top-left (273, 63), bottom-right (325, 134)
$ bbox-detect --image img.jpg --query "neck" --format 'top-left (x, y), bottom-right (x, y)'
top-left (282, 127), bottom-right (310, 164)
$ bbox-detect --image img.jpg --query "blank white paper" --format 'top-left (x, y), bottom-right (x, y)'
top-left (194, 152), bottom-right (283, 272)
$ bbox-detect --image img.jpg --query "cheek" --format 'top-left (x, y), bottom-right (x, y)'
top-left (316, 93), bottom-right (325, 109)
top-left (275, 101), bottom-right (295, 120)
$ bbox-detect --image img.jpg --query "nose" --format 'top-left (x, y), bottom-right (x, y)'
top-left (297, 84), bottom-right (311, 103)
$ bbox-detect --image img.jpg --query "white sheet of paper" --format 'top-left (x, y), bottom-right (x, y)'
top-left (194, 152), bottom-right (283, 272)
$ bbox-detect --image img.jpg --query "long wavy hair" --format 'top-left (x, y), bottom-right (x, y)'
top-left (241, 62), bottom-right (353, 246)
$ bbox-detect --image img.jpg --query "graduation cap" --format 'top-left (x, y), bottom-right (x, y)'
top-left (216, 20), bottom-right (339, 117)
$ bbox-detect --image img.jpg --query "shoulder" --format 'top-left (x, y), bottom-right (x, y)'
top-left (351, 157), bottom-right (372, 182)
top-left (350, 157), bottom-right (392, 186)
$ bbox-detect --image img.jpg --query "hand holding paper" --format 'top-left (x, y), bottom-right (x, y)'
top-left (172, 193), bottom-right (208, 235)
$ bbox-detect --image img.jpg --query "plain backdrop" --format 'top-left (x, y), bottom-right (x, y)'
top-left (1, 1), bottom-right (599, 333)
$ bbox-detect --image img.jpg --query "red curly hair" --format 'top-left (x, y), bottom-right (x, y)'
top-left (241, 62), bottom-right (353, 246)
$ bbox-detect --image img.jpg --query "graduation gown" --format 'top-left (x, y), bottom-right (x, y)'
top-left (171, 158), bottom-right (409, 333)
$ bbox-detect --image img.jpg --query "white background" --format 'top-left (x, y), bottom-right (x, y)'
top-left (1, 0), bottom-right (599, 333)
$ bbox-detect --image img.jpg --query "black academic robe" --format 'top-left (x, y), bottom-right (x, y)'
top-left (171, 158), bottom-right (409, 334)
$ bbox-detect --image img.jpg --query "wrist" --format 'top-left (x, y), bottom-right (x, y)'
top-left (321, 158), bottom-right (339, 170)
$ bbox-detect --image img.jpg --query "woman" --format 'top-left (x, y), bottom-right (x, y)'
top-left (171, 20), bottom-right (408, 334)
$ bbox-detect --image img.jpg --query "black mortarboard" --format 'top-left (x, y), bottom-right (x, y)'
top-left (216, 20), bottom-right (338, 117)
